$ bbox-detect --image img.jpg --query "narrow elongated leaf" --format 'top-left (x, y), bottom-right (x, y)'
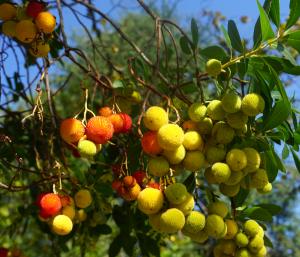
top-left (286, 0), bottom-right (300, 29)
top-left (179, 36), bottom-right (192, 54)
top-left (256, 0), bottom-right (275, 41)
top-left (199, 45), bottom-right (228, 62)
top-left (264, 235), bottom-right (274, 248)
top-left (220, 24), bottom-right (232, 52)
top-left (228, 20), bottom-right (243, 53)
top-left (191, 18), bottom-right (199, 47)
top-left (269, 0), bottom-right (280, 27)
top-left (282, 144), bottom-right (290, 159)
top-left (285, 30), bottom-right (300, 53)
top-left (264, 150), bottom-right (278, 182)
top-left (290, 148), bottom-right (300, 173)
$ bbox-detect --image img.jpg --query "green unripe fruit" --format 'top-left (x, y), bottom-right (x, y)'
top-left (207, 100), bottom-right (226, 121)
top-left (204, 168), bottom-right (218, 184)
top-left (149, 213), bottom-right (163, 232)
top-left (165, 183), bottom-right (188, 205)
top-left (224, 219), bottom-right (238, 239)
top-left (236, 249), bottom-right (251, 257)
top-left (235, 232), bottom-right (249, 247)
top-left (137, 188), bottom-right (164, 214)
top-left (183, 229), bottom-right (208, 243)
top-left (163, 145), bottom-right (186, 165)
top-left (183, 150), bottom-right (205, 172)
top-left (188, 103), bottom-right (207, 122)
top-left (221, 92), bottom-right (242, 113)
top-left (206, 59), bottom-right (222, 77)
top-left (160, 208), bottom-right (185, 233)
top-left (208, 201), bottom-right (228, 218)
top-left (219, 239), bottom-right (237, 255)
top-left (206, 146), bottom-right (226, 164)
top-left (205, 214), bottom-right (226, 238)
top-left (183, 131), bottom-right (203, 150)
top-left (157, 124), bottom-right (184, 150)
top-left (226, 149), bottom-right (248, 171)
top-left (215, 123), bottom-right (235, 144)
top-left (224, 170), bottom-right (244, 185)
top-left (77, 140), bottom-right (98, 157)
top-left (257, 182), bottom-right (272, 194)
top-left (243, 148), bottom-right (261, 173)
top-left (143, 106), bottom-right (168, 131)
top-left (248, 234), bottom-right (264, 253)
top-left (197, 117), bottom-right (213, 134)
top-left (220, 183), bottom-right (240, 197)
top-left (227, 111), bottom-right (248, 129)
top-left (183, 211), bottom-right (206, 234)
top-left (244, 219), bottom-right (260, 237)
top-left (148, 156), bottom-right (170, 177)
top-left (211, 162), bottom-right (231, 183)
top-left (241, 93), bottom-right (265, 116)
top-left (171, 193), bottom-right (195, 215)
top-left (250, 169), bottom-right (269, 189)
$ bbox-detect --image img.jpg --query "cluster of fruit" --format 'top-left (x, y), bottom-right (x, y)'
top-left (0, 1), bottom-right (56, 58)
top-left (59, 106), bottom-right (132, 159)
top-left (36, 189), bottom-right (92, 236)
top-left (0, 248), bottom-right (26, 257)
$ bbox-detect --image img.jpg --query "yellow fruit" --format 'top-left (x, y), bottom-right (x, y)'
top-left (207, 100), bottom-right (226, 121)
top-left (2, 20), bottom-right (17, 37)
top-left (61, 205), bottom-right (76, 220)
top-left (197, 117), bottom-right (213, 134)
top-left (137, 188), bottom-right (164, 214)
top-left (149, 213), bottom-right (163, 232)
top-left (213, 244), bottom-right (223, 257)
top-left (216, 123), bottom-right (235, 144)
top-left (188, 103), bottom-right (207, 122)
top-left (183, 131), bottom-right (203, 150)
top-left (35, 11), bottom-right (56, 33)
top-left (148, 156), bottom-right (170, 177)
top-left (243, 148), bottom-right (261, 173)
top-left (15, 20), bottom-right (37, 43)
top-left (226, 111), bottom-right (248, 129)
top-left (226, 149), bottom-right (248, 171)
top-left (244, 219), bottom-right (260, 237)
top-left (51, 214), bottom-right (73, 235)
top-left (222, 92), bottom-right (242, 113)
top-left (183, 150), bottom-right (205, 171)
top-left (143, 106), bottom-right (168, 131)
top-left (183, 229), bottom-right (208, 243)
top-left (219, 239), bottom-right (236, 255)
top-left (206, 59), bottom-right (222, 77)
top-left (204, 168), bottom-right (218, 184)
top-left (211, 162), bottom-right (231, 183)
top-left (205, 214), bottom-right (226, 238)
top-left (236, 248), bottom-right (251, 257)
top-left (205, 146), bottom-right (226, 164)
top-left (220, 183), bottom-right (240, 197)
top-left (224, 219), bottom-right (238, 239)
top-left (241, 93), bottom-right (265, 116)
top-left (248, 234), bottom-right (264, 253)
top-left (77, 139), bottom-right (97, 158)
top-left (170, 193), bottom-right (195, 215)
top-left (164, 183), bottom-right (188, 205)
top-left (160, 208), bottom-right (185, 233)
top-left (257, 182), bottom-right (272, 194)
top-left (29, 41), bottom-right (50, 58)
top-left (182, 211), bottom-right (206, 234)
top-left (225, 170), bottom-right (244, 185)
top-left (235, 232), bottom-right (249, 247)
top-left (157, 124), bottom-right (184, 150)
top-left (256, 246), bottom-right (267, 257)
top-left (74, 189), bottom-right (92, 209)
top-left (250, 169), bottom-right (269, 189)
top-left (208, 201), bottom-right (228, 218)
top-left (75, 209), bottom-right (87, 222)
top-left (0, 3), bottom-right (17, 21)
top-left (163, 145), bottom-right (186, 165)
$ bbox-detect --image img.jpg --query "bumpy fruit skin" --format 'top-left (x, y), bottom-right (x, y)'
top-left (52, 214), bottom-right (73, 235)
top-left (35, 11), bottom-right (56, 33)
top-left (226, 149), bottom-right (248, 171)
top-left (226, 112), bottom-right (248, 129)
top-left (250, 169), bottom-right (269, 189)
top-left (164, 183), bottom-right (188, 205)
top-left (0, 248), bottom-right (8, 257)
top-left (86, 116), bottom-right (114, 144)
top-left (160, 208), bottom-right (185, 233)
top-left (26, 1), bottom-right (45, 18)
top-left (208, 201), bottom-right (228, 218)
top-left (243, 148), bottom-right (261, 173)
top-left (123, 176), bottom-right (136, 188)
top-left (205, 146), bottom-right (226, 164)
top-left (2, 21), bottom-right (17, 37)
top-left (235, 232), bottom-right (249, 247)
top-left (119, 113), bottom-right (132, 133)
top-left (125, 183), bottom-right (141, 201)
top-left (132, 170), bottom-right (146, 186)
top-left (141, 131), bottom-right (162, 155)
top-left (0, 3), bottom-right (17, 21)
top-left (244, 219), bottom-right (260, 237)
top-left (143, 106), bottom-right (168, 131)
top-left (77, 139), bottom-right (97, 157)
top-left (219, 239), bottom-right (236, 255)
top-left (183, 131), bottom-right (203, 150)
top-left (74, 189), bottom-right (92, 209)
top-left (157, 124), bottom-right (184, 150)
top-left (183, 211), bottom-right (205, 234)
top-left (59, 195), bottom-right (74, 207)
top-left (248, 234), bottom-right (264, 253)
top-left (188, 103), bottom-right (207, 122)
top-left (221, 92), bottom-right (242, 113)
top-left (236, 248), bottom-right (251, 257)
top-left (241, 93), bottom-right (265, 116)
top-left (257, 182), bottom-right (272, 194)
top-left (163, 145), bottom-right (186, 165)
top-left (98, 106), bottom-right (112, 117)
top-left (108, 114), bottom-right (124, 133)
top-left (207, 100), bottom-right (226, 121)
top-left (256, 246), bottom-right (267, 257)
top-left (211, 162), bottom-right (231, 183)
top-left (205, 214), bottom-right (226, 238)
top-left (40, 193), bottom-right (62, 217)
top-left (220, 183), bottom-right (240, 197)
top-left (137, 188), bottom-right (164, 214)
top-left (224, 219), bottom-right (238, 239)
top-left (184, 229), bottom-right (208, 243)
top-left (29, 41), bottom-right (50, 57)
top-left (216, 124), bottom-right (235, 144)
top-left (149, 213), bottom-right (163, 232)
top-left (60, 118), bottom-right (85, 144)
top-left (148, 156), bottom-right (170, 177)
top-left (62, 205), bottom-right (76, 220)
top-left (225, 170), bottom-right (243, 185)
top-left (197, 117), bottom-right (213, 134)
top-left (204, 168), bottom-right (218, 184)
top-left (170, 193), bottom-right (195, 215)
top-left (206, 59), bottom-right (222, 77)
top-left (15, 20), bottom-right (37, 43)
top-left (183, 150), bottom-right (205, 171)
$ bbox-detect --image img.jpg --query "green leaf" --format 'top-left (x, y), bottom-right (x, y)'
top-left (290, 148), bottom-right (300, 173)
top-left (282, 144), bottom-right (290, 159)
top-left (256, 204), bottom-right (282, 215)
top-left (240, 207), bottom-right (273, 221)
top-left (220, 24), bottom-right (232, 53)
top-left (112, 80), bottom-right (124, 89)
top-left (199, 45), bottom-right (228, 62)
top-left (264, 150), bottom-right (278, 182)
top-left (109, 235), bottom-right (122, 257)
top-left (269, 0), bottom-right (280, 27)
top-left (183, 173), bottom-right (195, 193)
top-left (264, 235), bottom-right (274, 248)
top-left (179, 36), bottom-right (192, 55)
top-left (286, 0), bottom-right (300, 29)
top-left (233, 188), bottom-right (249, 207)
top-left (191, 18), bottom-right (199, 47)
top-left (228, 20), bottom-right (243, 53)
top-left (284, 30), bottom-right (300, 53)
top-left (256, 0), bottom-right (275, 41)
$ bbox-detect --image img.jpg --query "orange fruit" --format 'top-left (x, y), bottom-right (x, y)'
top-left (123, 176), bottom-right (136, 188)
top-left (86, 116), bottom-right (114, 144)
top-left (40, 193), bottom-right (62, 217)
top-left (123, 183), bottom-right (141, 201)
top-left (98, 106), bottom-right (112, 117)
top-left (182, 120), bottom-right (198, 131)
top-left (119, 113), bottom-right (132, 133)
top-left (29, 41), bottom-right (50, 58)
top-left (35, 11), bottom-right (56, 33)
top-left (59, 195), bottom-right (73, 207)
top-left (0, 3), bottom-right (17, 21)
top-left (108, 114), bottom-right (124, 133)
top-left (112, 180), bottom-right (122, 191)
top-left (60, 118), bottom-right (85, 144)
top-left (141, 131), bottom-right (162, 155)
top-left (15, 20), bottom-right (37, 43)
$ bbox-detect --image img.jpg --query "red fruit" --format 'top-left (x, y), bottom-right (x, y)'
top-left (0, 248), bottom-right (8, 257)
top-left (26, 1), bottom-right (45, 18)
top-left (72, 149), bottom-right (81, 158)
top-left (132, 170), bottom-right (147, 185)
top-left (59, 195), bottom-right (72, 207)
top-left (39, 208), bottom-right (51, 219)
top-left (86, 116), bottom-right (114, 144)
top-left (116, 185), bottom-right (127, 197)
top-left (60, 118), bottom-right (85, 144)
top-left (119, 113), bottom-right (132, 133)
top-left (40, 193), bottom-right (62, 217)
top-left (98, 106), bottom-right (113, 117)
top-left (112, 180), bottom-right (122, 191)
top-left (141, 131), bottom-right (162, 155)
top-left (35, 192), bottom-right (47, 207)
top-left (111, 164), bottom-right (122, 176)
top-left (147, 181), bottom-right (160, 190)
top-left (123, 176), bottom-right (136, 188)
top-left (108, 114), bottom-right (124, 133)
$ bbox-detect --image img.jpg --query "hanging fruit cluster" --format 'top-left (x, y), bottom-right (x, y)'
top-left (0, 1), bottom-right (56, 58)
